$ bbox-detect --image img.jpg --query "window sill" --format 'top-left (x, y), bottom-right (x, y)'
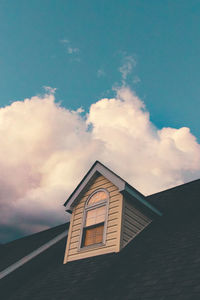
top-left (79, 242), bottom-right (106, 252)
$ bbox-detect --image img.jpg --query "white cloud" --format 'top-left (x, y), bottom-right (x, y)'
top-left (1, 87), bottom-right (200, 242)
top-left (67, 47), bottom-right (79, 54)
top-left (43, 86), bottom-right (57, 94)
top-left (60, 39), bottom-right (80, 57)
top-left (119, 54), bottom-right (136, 84)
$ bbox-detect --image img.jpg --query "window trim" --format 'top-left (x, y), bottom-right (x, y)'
top-left (78, 188), bottom-right (109, 251)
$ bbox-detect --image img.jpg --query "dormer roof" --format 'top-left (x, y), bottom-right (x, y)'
top-left (64, 160), bottom-right (162, 217)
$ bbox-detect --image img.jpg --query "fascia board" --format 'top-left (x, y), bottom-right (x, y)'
top-left (124, 184), bottom-right (163, 216)
top-left (64, 160), bottom-right (162, 217)
top-left (64, 161), bottom-right (125, 210)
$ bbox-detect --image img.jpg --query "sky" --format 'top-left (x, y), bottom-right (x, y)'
top-left (0, 0), bottom-right (200, 243)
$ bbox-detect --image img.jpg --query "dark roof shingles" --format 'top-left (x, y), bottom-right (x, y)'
top-left (1, 179), bottom-right (200, 300)
top-left (0, 223), bottom-right (68, 272)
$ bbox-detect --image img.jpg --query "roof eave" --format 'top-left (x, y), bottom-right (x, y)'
top-left (64, 161), bottom-right (125, 210)
top-left (124, 184), bottom-right (163, 217)
top-left (64, 160), bottom-right (162, 217)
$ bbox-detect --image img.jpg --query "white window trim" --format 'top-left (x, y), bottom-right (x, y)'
top-left (78, 188), bottom-right (109, 251)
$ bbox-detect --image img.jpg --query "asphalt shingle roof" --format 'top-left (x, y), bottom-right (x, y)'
top-left (1, 179), bottom-right (200, 300)
top-left (0, 223), bottom-right (68, 272)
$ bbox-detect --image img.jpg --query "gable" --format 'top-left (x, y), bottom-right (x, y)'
top-left (64, 161), bottom-right (162, 217)
top-left (64, 161), bottom-right (125, 211)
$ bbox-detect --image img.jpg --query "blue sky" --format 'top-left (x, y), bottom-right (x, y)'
top-left (0, 0), bottom-right (200, 140)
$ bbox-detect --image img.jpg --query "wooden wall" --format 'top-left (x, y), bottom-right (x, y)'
top-left (64, 175), bottom-right (123, 263)
top-left (122, 198), bottom-right (152, 247)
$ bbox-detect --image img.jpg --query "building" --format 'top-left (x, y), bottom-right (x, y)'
top-left (1, 161), bottom-right (200, 299)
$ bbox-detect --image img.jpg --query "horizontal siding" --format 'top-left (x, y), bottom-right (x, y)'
top-left (95, 175), bottom-right (109, 183)
top-left (107, 224), bottom-right (118, 233)
top-left (125, 210), bottom-right (148, 227)
top-left (67, 245), bottom-right (116, 262)
top-left (125, 203), bottom-right (150, 223)
top-left (84, 179), bottom-right (112, 196)
top-left (122, 198), bottom-right (152, 248)
top-left (124, 215), bottom-right (143, 230)
top-left (107, 218), bottom-right (119, 227)
top-left (71, 229), bottom-right (80, 238)
top-left (64, 175), bottom-right (122, 263)
top-left (123, 227), bottom-right (135, 239)
top-left (124, 222), bottom-right (138, 234)
top-left (68, 239), bottom-right (117, 256)
top-left (109, 199), bottom-right (120, 209)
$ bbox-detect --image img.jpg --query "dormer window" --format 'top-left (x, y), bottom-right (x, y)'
top-left (63, 161), bottom-right (160, 263)
top-left (81, 190), bottom-right (109, 248)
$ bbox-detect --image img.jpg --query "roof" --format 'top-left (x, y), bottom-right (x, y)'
top-left (0, 223), bottom-right (69, 272)
top-left (64, 160), bottom-right (162, 216)
top-left (1, 178), bottom-right (200, 299)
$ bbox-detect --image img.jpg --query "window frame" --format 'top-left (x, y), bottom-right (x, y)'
top-left (78, 188), bottom-right (109, 250)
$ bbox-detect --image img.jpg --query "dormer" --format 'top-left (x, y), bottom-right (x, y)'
top-left (63, 161), bottom-right (162, 263)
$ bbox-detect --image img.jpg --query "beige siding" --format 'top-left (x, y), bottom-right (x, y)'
top-left (122, 198), bottom-right (152, 248)
top-left (64, 175), bottom-right (123, 263)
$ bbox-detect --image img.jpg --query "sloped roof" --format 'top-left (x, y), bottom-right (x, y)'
top-left (1, 178), bottom-right (200, 299)
top-left (64, 160), bottom-right (162, 216)
top-left (0, 223), bottom-right (69, 272)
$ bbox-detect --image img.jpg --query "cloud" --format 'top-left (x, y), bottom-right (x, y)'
top-left (67, 47), bottom-right (79, 55)
top-left (119, 54), bottom-right (136, 84)
top-left (1, 87), bottom-right (200, 242)
top-left (43, 86), bottom-right (57, 94)
top-left (60, 39), bottom-right (80, 57)
top-left (97, 69), bottom-right (106, 78)
top-left (133, 76), bottom-right (141, 84)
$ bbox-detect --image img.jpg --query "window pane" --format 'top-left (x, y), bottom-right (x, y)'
top-left (85, 216), bottom-right (96, 226)
top-left (85, 206), bottom-right (106, 226)
top-left (96, 206), bottom-right (106, 217)
top-left (87, 209), bottom-right (96, 219)
top-left (96, 215), bottom-right (105, 224)
top-left (88, 191), bottom-right (107, 205)
top-left (84, 224), bottom-right (104, 246)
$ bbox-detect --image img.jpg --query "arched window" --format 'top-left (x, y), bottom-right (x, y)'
top-left (81, 189), bottom-right (109, 248)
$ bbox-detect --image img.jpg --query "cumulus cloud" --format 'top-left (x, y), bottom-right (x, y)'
top-left (1, 87), bottom-right (200, 242)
